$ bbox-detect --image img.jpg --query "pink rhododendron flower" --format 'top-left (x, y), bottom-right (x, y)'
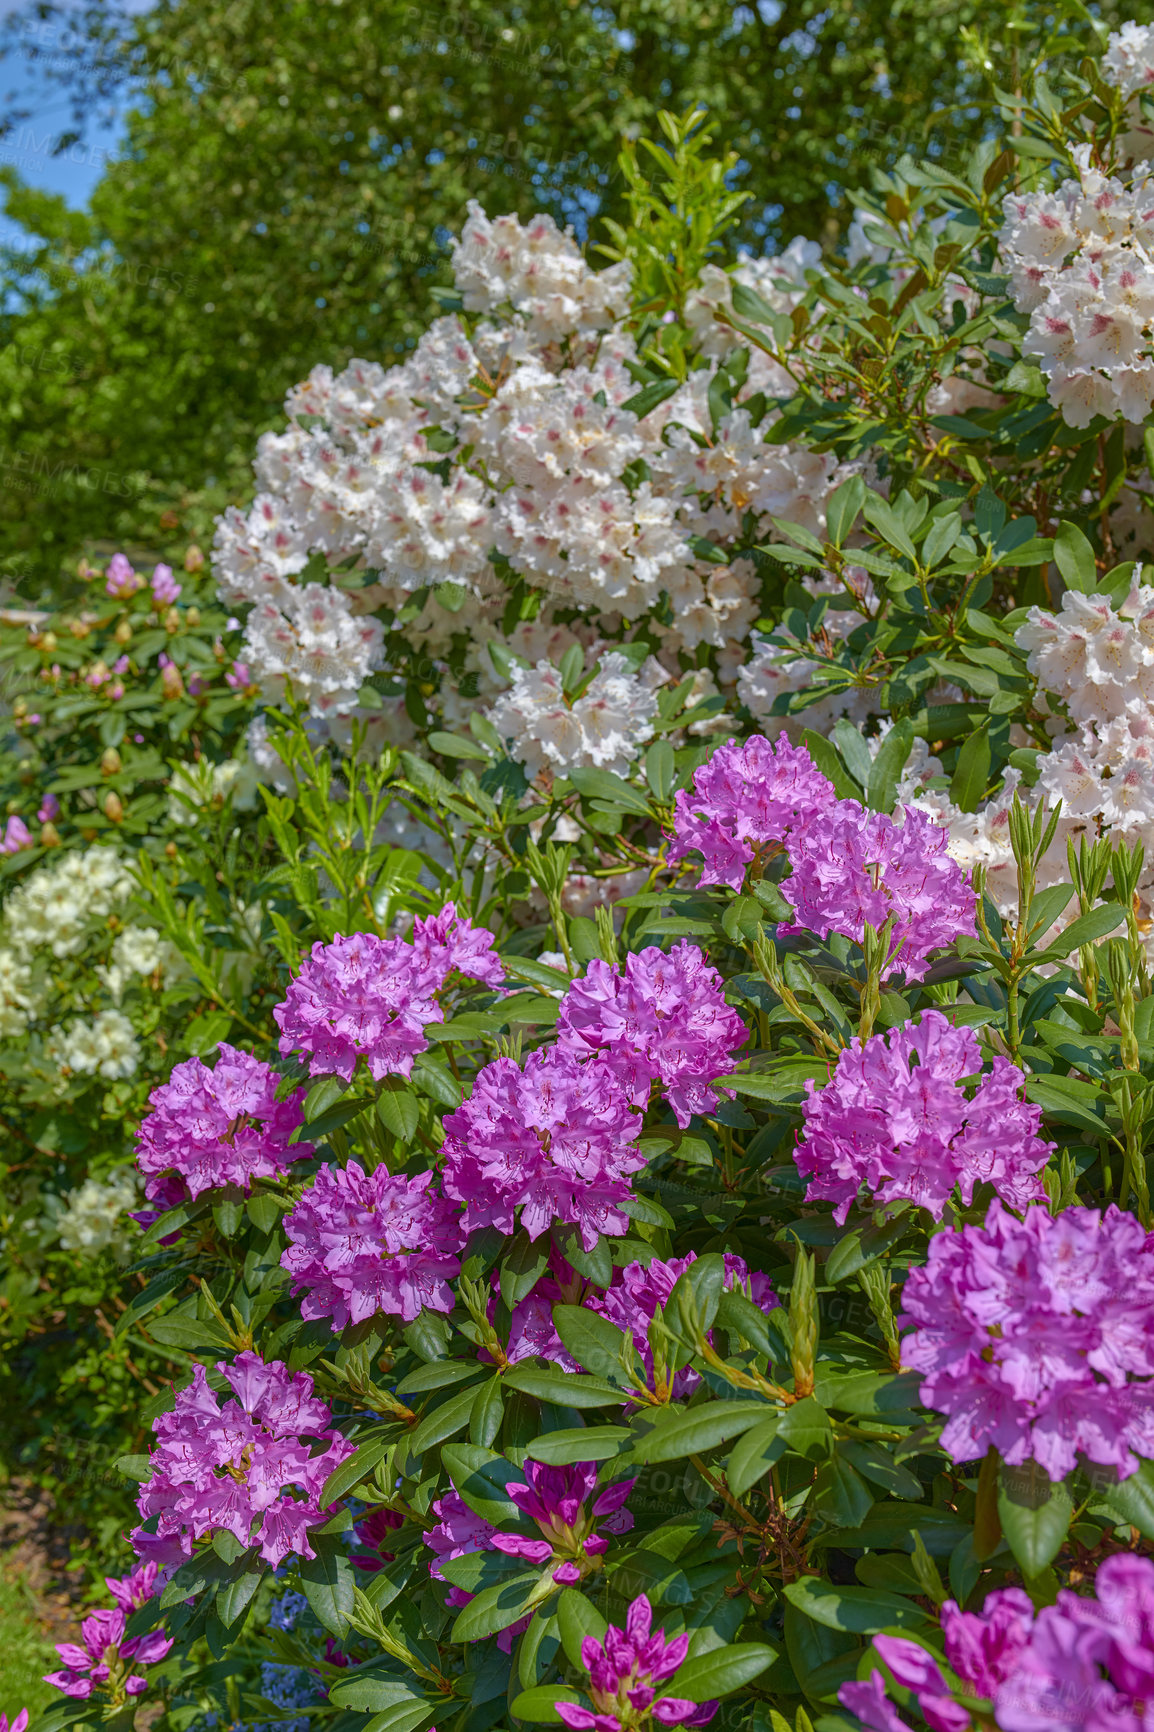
top-left (131, 1351), bottom-right (354, 1570)
top-left (900, 1202), bottom-right (1154, 1481)
top-left (135, 1043), bottom-right (311, 1201)
top-left (151, 563), bottom-right (182, 604)
top-left (796, 1010), bottom-right (1051, 1222)
top-left (556, 940), bottom-right (748, 1127)
top-left (274, 903), bottom-right (503, 1082)
top-left (226, 660), bottom-right (252, 689)
top-left (783, 801), bottom-right (976, 981)
top-left (282, 1164), bottom-right (463, 1328)
top-left (557, 1592), bottom-right (716, 1732)
top-left (37, 793), bottom-right (59, 822)
top-left (841, 1559), bottom-right (1154, 1732)
top-left (0, 816), bottom-right (32, 855)
top-left (44, 1606), bottom-right (172, 1702)
top-left (591, 1251), bottom-right (778, 1399)
top-left (106, 552), bottom-right (144, 598)
top-left (667, 733), bottom-right (837, 889)
top-left (1, 1713), bottom-right (29, 1732)
top-left (440, 1047), bottom-right (646, 1250)
top-left (351, 1507), bottom-right (403, 1572)
top-left (105, 1560), bottom-right (159, 1613)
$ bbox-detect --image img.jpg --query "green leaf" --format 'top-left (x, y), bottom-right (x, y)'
top-left (825, 1216), bottom-right (909, 1285)
top-left (997, 1460), bottom-right (1073, 1577)
top-left (526, 1427), bottom-right (632, 1464)
top-left (407, 1382), bottom-right (479, 1454)
top-left (1023, 1074), bottom-right (1106, 1137)
top-left (783, 1578), bottom-right (929, 1633)
top-left (304, 1073), bottom-right (346, 1122)
top-left (950, 721), bottom-right (991, 813)
top-left (216, 1562), bottom-right (264, 1629)
top-left (633, 1400), bottom-right (770, 1464)
top-left (115, 1453), bottom-right (152, 1483)
top-left (725, 1415), bottom-right (786, 1497)
top-left (620, 379), bottom-right (680, 419)
top-left (645, 740), bottom-right (676, 801)
top-left (668, 1643), bottom-right (777, 1700)
top-left (299, 1532), bottom-right (356, 1637)
top-left (568, 767), bottom-right (652, 815)
top-left (503, 1366), bottom-right (625, 1408)
top-left (556, 1587), bottom-right (608, 1668)
top-left (470, 1376), bottom-right (505, 1449)
top-left (429, 730), bottom-right (490, 760)
top-left (328, 1668), bottom-right (432, 1713)
top-left (553, 1306), bottom-right (631, 1384)
top-left (867, 719), bottom-right (914, 814)
top-left (1098, 1455), bottom-right (1154, 1537)
top-left (1031, 903), bottom-right (1124, 961)
top-left (451, 1571), bottom-right (543, 1641)
top-left (800, 729), bottom-right (863, 801)
top-left (825, 474), bottom-right (866, 548)
top-left (509, 1686), bottom-right (579, 1724)
top-left (777, 1395), bottom-right (833, 1460)
top-left (1053, 520), bottom-right (1099, 594)
top-left (500, 1231), bottom-right (551, 1310)
top-left (442, 1444), bottom-right (524, 1526)
top-left (377, 1084), bottom-right (420, 1142)
top-left (321, 1435), bottom-right (389, 1507)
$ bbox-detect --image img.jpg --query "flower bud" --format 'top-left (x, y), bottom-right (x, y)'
top-left (103, 790), bottom-right (124, 823)
top-left (164, 607), bottom-right (181, 634)
top-left (68, 617), bottom-right (90, 639)
top-left (161, 662), bottom-right (184, 699)
top-left (788, 1247), bottom-right (819, 1400)
top-left (184, 544), bottom-right (205, 572)
top-left (40, 821), bottom-right (61, 847)
top-left (164, 841), bottom-right (178, 859)
top-left (101, 747), bottom-right (122, 776)
top-left (186, 605), bottom-right (200, 627)
top-left (114, 621), bottom-right (132, 645)
top-left (40, 630), bottom-right (57, 653)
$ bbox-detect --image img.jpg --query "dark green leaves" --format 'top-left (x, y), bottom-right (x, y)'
top-left (997, 1460), bottom-right (1073, 1578)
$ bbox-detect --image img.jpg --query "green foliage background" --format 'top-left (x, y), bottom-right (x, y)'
top-left (0, 0), bottom-right (1144, 590)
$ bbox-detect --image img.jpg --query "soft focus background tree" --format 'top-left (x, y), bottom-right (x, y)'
top-left (1, 0), bottom-right (1142, 591)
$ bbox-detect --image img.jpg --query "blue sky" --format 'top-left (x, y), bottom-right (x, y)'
top-left (0, 0), bottom-right (129, 246)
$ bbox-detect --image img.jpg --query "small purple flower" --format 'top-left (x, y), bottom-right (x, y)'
top-left (132, 1351), bottom-right (354, 1571)
top-left (106, 552), bottom-right (144, 599)
top-left (282, 1164), bottom-right (463, 1329)
top-left (351, 1507), bottom-right (403, 1572)
top-left (37, 793), bottom-right (59, 823)
top-left (0, 816), bottom-right (32, 855)
top-left (782, 802), bottom-right (976, 982)
top-left (556, 941), bottom-right (748, 1128)
top-left (105, 1560), bottom-right (158, 1613)
top-left (1, 1714), bottom-right (29, 1732)
top-left (274, 904), bottom-right (504, 1083)
top-left (489, 1461), bottom-right (635, 1584)
top-left (44, 1606), bottom-right (172, 1703)
top-left (151, 563), bottom-right (182, 605)
top-left (440, 1047), bottom-right (646, 1251)
top-left (796, 1011), bottom-right (1051, 1223)
top-left (667, 734), bottom-right (838, 890)
top-left (900, 1202), bottom-right (1154, 1482)
top-left (838, 1672), bottom-right (915, 1732)
top-left (557, 1592), bottom-right (716, 1732)
top-left (135, 1043), bottom-right (311, 1201)
top-left (226, 660), bottom-right (252, 689)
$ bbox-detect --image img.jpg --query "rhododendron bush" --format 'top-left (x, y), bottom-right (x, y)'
top-left (12, 16), bottom-right (1154, 1732)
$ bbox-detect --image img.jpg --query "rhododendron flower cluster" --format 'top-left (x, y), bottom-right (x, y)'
top-left (1001, 140), bottom-right (1154, 427)
top-left (900, 1202), bottom-right (1154, 1480)
top-left (841, 1555), bottom-right (1154, 1732)
top-left (783, 801), bottom-right (977, 982)
top-left (556, 940), bottom-right (748, 1127)
top-left (44, 1607), bottom-right (172, 1703)
top-left (490, 1461), bottom-right (636, 1584)
top-left (275, 902), bottom-right (503, 1081)
top-left (796, 1011), bottom-right (1052, 1222)
top-left (557, 1592), bottom-right (716, 1732)
top-left (135, 1043), bottom-right (311, 1201)
top-left (667, 734), bottom-right (837, 889)
top-left (212, 201), bottom-right (848, 750)
top-left (440, 1047), bottom-right (646, 1249)
top-left (593, 1252), bottom-right (777, 1399)
top-left (282, 1164), bottom-right (463, 1327)
top-left (132, 1352), bottom-right (354, 1569)
top-left (489, 652), bottom-right (660, 779)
